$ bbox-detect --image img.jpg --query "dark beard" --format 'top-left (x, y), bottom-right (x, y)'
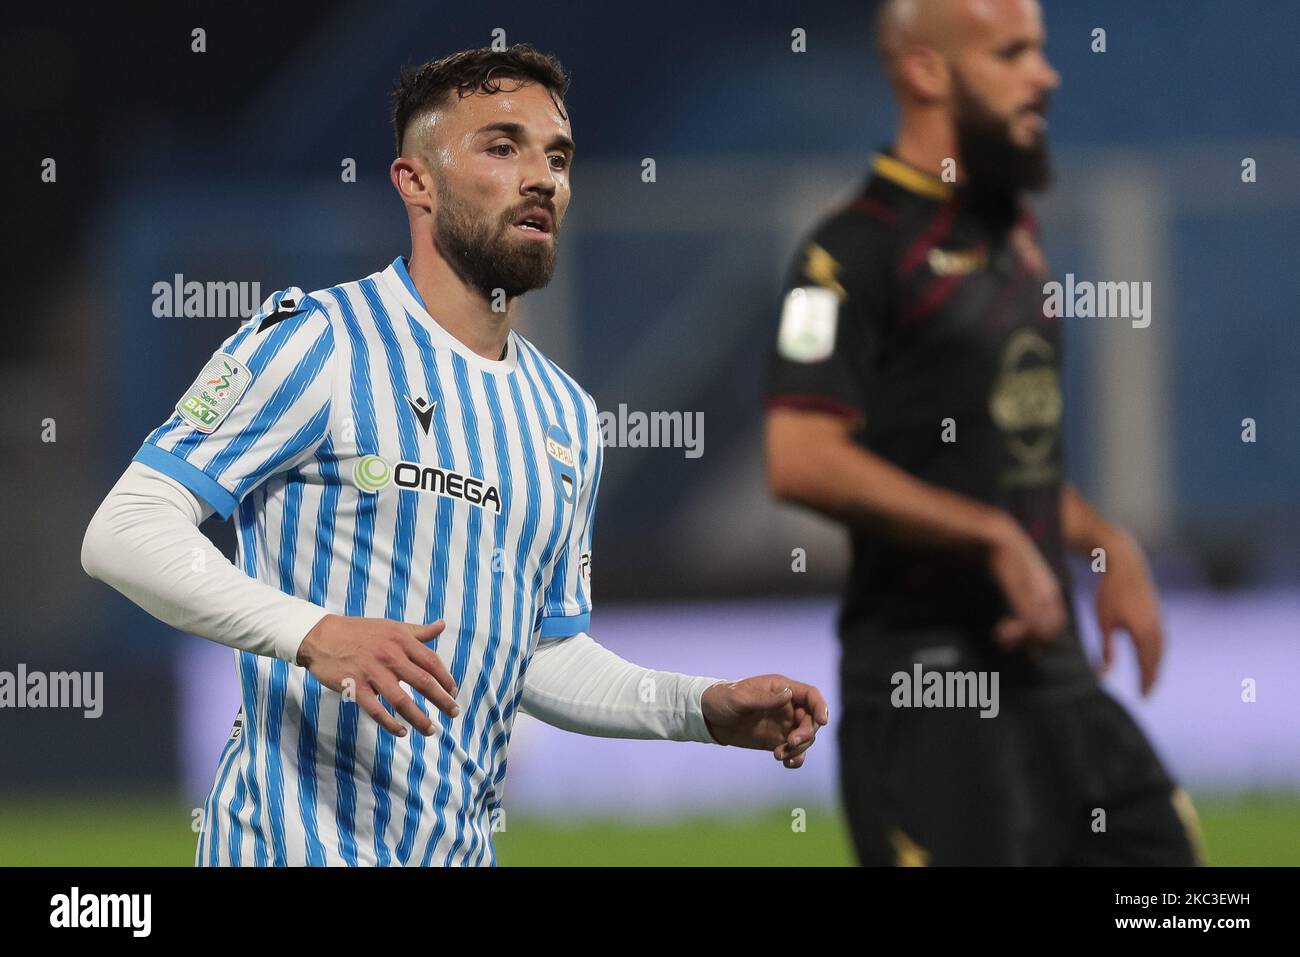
top-left (953, 73), bottom-right (1052, 199)
top-left (433, 175), bottom-right (559, 300)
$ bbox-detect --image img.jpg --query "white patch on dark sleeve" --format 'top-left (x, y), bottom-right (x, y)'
top-left (777, 286), bottom-right (839, 363)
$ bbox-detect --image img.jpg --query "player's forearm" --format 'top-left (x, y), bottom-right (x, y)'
top-left (520, 632), bottom-right (724, 743)
top-left (1060, 482), bottom-right (1135, 558)
top-left (766, 410), bottom-right (1010, 551)
top-left (81, 461), bottom-right (328, 663)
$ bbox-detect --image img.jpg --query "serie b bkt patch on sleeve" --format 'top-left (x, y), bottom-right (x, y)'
top-left (176, 352), bottom-right (252, 433)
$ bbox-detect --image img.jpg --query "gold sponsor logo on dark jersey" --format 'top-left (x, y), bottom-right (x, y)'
top-left (927, 246), bottom-right (988, 276)
top-left (802, 243), bottom-right (847, 300)
top-left (989, 330), bottom-right (1063, 486)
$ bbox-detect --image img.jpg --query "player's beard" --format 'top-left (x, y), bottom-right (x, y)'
top-left (952, 72), bottom-right (1052, 198)
top-left (432, 173), bottom-right (560, 300)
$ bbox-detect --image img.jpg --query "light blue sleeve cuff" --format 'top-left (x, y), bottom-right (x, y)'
top-left (538, 612), bottom-right (591, 639)
top-left (133, 442), bottom-right (239, 520)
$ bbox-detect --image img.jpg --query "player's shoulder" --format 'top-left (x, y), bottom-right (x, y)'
top-left (291, 263), bottom-right (408, 325)
top-left (240, 285), bottom-right (334, 334)
top-left (267, 270), bottom-right (390, 340)
top-left (297, 274), bottom-right (369, 324)
top-left (512, 332), bottom-right (599, 422)
top-left (785, 185), bottom-right (911, 295)
top-left (812, 175), bottom-right (914, 248)
top-left (216, 286), bottom-right (334, 368)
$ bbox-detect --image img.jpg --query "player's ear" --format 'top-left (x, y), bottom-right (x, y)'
top-left (899, 45), bottom-right (950, 102)
top-left (390, 155), bottom-right (434, 213)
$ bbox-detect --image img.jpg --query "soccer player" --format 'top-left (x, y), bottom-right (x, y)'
top-left (82, 45), bottom-right (828, 867)
top-left (764, 0), bottom-right (1201, 865)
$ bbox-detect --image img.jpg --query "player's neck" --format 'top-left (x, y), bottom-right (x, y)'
top-left (406, 247), bottom-right (514, 362)
top-left (892, 111), bottom-right (959, 184)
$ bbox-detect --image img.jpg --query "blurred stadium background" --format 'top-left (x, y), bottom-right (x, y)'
top-left (1, 1), bottom-right (1297, 865)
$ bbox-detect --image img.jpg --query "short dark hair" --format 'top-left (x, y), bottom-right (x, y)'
top-left (391, 44), bottom-right (570, 155)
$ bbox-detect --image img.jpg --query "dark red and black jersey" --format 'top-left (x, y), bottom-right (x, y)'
top-left (766, 151), bottom-right (1093, 696)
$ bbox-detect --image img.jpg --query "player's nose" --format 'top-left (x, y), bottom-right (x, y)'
top-left (1037, 53), bottom-right (1061, 92)
top-left (520, 154), bottom-right (558, 197)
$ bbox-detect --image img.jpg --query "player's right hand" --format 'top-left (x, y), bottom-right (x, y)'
top-left (986, 516), bottom-right (1068, 650)
top-left (295, 615), bottom-right (458, 737)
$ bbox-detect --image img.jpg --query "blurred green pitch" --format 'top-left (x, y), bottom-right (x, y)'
top-left (1, 796), bottom-right (1298, 866)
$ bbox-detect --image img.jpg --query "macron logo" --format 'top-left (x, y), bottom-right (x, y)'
top-left (256, 298), bottom-right (304, 334)
top-left (405, 395), bottom-right (438, 436)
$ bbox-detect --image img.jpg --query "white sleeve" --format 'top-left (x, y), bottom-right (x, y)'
top-left (520, 632), bottom-right (727, 744)
top-left (81, 460), bottom-right (329, 662)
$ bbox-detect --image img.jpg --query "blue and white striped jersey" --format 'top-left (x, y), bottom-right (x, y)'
top-left (135, 257), bottom-right (601, 866)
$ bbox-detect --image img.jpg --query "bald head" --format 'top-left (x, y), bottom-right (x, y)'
top-left (875, 0), bottom-right (961, 71)
top-left (875, 0), bottom-right (1046, 89)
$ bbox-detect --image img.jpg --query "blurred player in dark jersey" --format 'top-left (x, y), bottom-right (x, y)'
top-left (764, 0), bottom-right (1203, 865)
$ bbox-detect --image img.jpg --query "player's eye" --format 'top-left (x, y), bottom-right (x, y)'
top-left (548, 154), bottom-right (569, 172)
top-left (998, 40), bottom-right (1031, 61)
top-left (487, 143), bottom-right (516, 158)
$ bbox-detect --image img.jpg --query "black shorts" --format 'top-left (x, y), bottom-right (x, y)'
top-left (837, 686), bottom-right (1204, 866)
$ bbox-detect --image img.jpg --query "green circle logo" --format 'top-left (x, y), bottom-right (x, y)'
top-left (353, 454), bottom-right (392, 493)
